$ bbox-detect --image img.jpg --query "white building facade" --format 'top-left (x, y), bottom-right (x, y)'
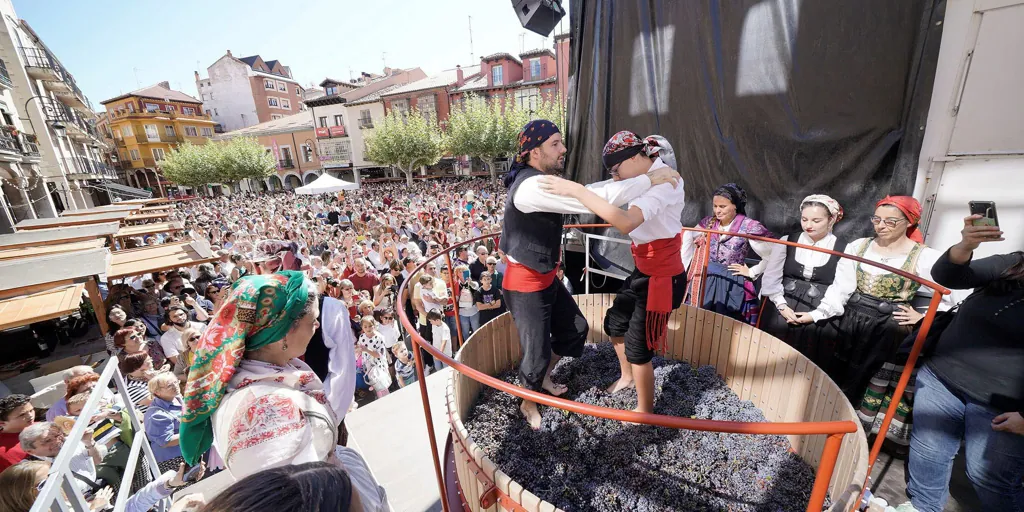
top-left (0, 0), bottom-right (116, 232)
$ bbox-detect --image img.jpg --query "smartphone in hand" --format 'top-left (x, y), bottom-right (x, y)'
top-left (969, 201), bottom-right (999, 228)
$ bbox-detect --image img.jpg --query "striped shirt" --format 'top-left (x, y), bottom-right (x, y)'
top-left (125, 378), bottom-right (150, 414)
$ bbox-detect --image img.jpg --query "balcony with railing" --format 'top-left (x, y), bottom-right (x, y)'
top-left (0, 130), bottom-right (42, 160)
top-left (20, 46), bottom-right (91, 111)
top-left (109, 109), bottom-right (213, 122)
top-left (0, 59), bottom-right (12, 89)
top-left (279, 158), bottom-right (295, 169)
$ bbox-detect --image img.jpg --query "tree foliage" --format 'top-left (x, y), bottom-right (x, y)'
top-left (219, 136), bottom-right (276, 184)
top-left (445, 95), bottom-right (564, 184)
top-left (364, 108), bottom-right (445, 186)
top-left (161, 137), bottom-right (275, 190)
top-left (160, 141), bottom-right (218, 189)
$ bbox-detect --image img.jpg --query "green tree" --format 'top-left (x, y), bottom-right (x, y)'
top-left (446, 95), bottom-right (564, 185)
top-left (365, 108), bottom-right (444, 186)
top-left (160, 141), bottom-right (219, 190)
top-left (218, 136), bottom-right (276, 190)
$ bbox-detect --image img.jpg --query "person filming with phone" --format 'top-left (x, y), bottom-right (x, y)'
top-left (904, 211), bottom-right (1024, 512)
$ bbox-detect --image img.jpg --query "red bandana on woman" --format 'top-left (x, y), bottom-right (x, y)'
top-left (876, 196), bottom-right (924, 242)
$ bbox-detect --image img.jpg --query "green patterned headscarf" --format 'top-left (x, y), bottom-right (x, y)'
top-left (180, 271), bottom-right (311, 465)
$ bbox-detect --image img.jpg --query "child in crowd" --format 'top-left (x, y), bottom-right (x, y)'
top-left (393, 344), bottom-right (417, 388)
top-left (427, 309), bottom-right (451, 371)
top-left (357, 316), bottom-right (392, 399)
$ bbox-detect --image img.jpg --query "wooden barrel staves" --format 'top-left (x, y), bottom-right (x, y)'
top-left (446, 295), bottom-right (869, 512)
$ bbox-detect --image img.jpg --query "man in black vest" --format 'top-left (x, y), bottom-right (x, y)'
top-left (500, 120), bottom-right (680, 428)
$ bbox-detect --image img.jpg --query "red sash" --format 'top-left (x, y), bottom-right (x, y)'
top-left (631, 234), bottom-right (684, 351)
top-left (503, 261), bottom-right (558, 293)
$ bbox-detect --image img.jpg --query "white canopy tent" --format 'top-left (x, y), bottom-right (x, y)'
top-left (294, 173), bottom-right (359, 195)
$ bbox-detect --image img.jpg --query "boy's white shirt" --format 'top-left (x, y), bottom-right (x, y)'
top-left (621, 158), bottom-right (685, 245)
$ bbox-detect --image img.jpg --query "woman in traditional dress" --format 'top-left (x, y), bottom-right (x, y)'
top-left (180, 271), bottom-right (389, 510)
top-left (828, 196), bottom-right (960, 452)
top-left (760, 195), bottom-right (848, 368)
top-left (681, 183), bottom-right (773, 324)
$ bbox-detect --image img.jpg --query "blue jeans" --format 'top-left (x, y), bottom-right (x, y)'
top-left (908, 365), bottom-right (1024, 512)
top-left (459, 313), bottom-right (481, 341)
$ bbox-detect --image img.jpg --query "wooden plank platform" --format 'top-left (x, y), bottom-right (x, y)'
top-left (108, 239), bottom-right (215, 280)
top-left (0, 248), bottom-right (109, 300)
top-left (0, 284), bottom-right (85, 330)
top-left (0, 239), bottom-right (106, 262)
top-left (125, 212), bottom-right (170, 223)
top-left (15, 211), bottom-right (131, 230)
top-left (0, 223), bottom-right (119, 250)
top-left (61, 204), bottom-right (142, 217)
top-left (115, 221), bottom-right (183, 240)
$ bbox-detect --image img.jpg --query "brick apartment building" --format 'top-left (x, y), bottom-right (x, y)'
top-left (195, 51), bottom-right (306, 133)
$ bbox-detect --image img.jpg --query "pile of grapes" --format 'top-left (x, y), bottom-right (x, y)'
top-left (464, 344), bottom-right (827, 511)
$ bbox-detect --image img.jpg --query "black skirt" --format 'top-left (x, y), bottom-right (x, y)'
top-left (832, 293), bottom-right (912, 403)
top-left (761, 278), bottom-right (841, 370)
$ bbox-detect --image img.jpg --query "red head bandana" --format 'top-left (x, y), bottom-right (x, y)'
top-left (876, 196), bottom-right (923, 242)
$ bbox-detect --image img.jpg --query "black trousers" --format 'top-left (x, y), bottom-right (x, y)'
top-left (604, 268), bottom-right (687, 365)
top-left (504, 280), bottom-right (588, 391)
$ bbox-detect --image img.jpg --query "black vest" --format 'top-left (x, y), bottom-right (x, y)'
top-left (499, 168), bottom-right (563, 273)
top-left (783, 233), bottom-right (848, 284)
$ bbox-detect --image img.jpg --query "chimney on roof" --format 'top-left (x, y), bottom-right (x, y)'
top-left (383, 66), bottom-right (392, 76)
top-left (226, 50), bottom-right (232, 57)
top-left (456, 65), bottom-right (464, 87)
top-left (194, 71), bottom-right (200, 81)
top-left (158, 81), bottom-right (171, 89)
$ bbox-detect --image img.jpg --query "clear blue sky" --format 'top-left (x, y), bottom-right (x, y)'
top-left (13, 0), bottom-right (571, 109)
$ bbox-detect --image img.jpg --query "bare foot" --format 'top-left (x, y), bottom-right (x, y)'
top-left (542, 378), bottom-right (568, 397)
top-left (623, 406), bottom-right (653, 427)
top-left (606, 377), bottom-right (635, 394)
top-left (520, 400), bottom-right (542, 430)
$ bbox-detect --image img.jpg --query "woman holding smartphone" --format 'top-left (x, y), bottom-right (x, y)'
top-left (904, 214), bottom-right (1024, 512)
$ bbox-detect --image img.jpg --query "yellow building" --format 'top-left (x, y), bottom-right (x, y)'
top-left (100, 81), bottom-right (215, 196)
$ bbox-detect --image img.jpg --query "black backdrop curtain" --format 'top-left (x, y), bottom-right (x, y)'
top-left (563, 0), bottom-right (945, 272)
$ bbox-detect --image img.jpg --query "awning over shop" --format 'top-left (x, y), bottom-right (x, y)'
top-left (114, 221), bottom-right (184, 241)
top-left (0, 284), bottom-right (86, 331)
top-left (0, 239), bottom-right (106, 262)
top-left (107, 240), bottom-right (216, 280)
top-left (62, 204), bottom-right (142, 217)
top-left (0, 223), bottom-right (119, 250)
top-left (15, 211), bottom-right (131, 231)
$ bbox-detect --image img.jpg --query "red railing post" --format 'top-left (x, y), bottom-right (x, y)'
top-left (697, 233), bottom-right (712, 308)
top-left (808, 433), bottom-right (846, 512)
top-left (402, 290), bottom-right (450, 512)
top-left (853, 292), bottom-right (946, 510)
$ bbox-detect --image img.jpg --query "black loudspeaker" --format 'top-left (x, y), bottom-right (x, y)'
top-left (512, 0), bottom-right (566, 37)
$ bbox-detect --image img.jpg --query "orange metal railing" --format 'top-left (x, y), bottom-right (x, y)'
top-left (398, 224), bottom-right (951, 512)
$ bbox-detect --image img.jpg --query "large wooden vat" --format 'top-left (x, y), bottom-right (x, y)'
top-left (446, 295), bottom-right (869, 512)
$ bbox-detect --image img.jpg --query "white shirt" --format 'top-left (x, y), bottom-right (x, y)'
top-left (512, 173), bottom-right (654, 215)
top-left (377, 321), bottom-right (401, 349)
top-left (431, 322), bottom-right (452, 356)
top-left (760, 232), bottom-right (847, 322)
top-left (367, 250), bottom-right (383, 270)
top-left (621, 158), bottom-right (684, 245)
top-left (817, 237), bottom-right (962, 320)
top-left (680, 219), bottom-right (775, 278)
top-left (159, 321), bottom-right (207, 358)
